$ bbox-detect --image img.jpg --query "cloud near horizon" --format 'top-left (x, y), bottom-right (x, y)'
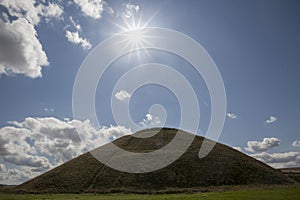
top-left (0, 117), bottom-right (132, 185)
top-left (250, 152), bottom-right (300, 168)
top-left (139, 113), bottom-right (162, 128)
top-left (292, 140), bottom-right (300, 147)
top-left (245, 137), bottom-right (280, 152)
top-left (232, 146), bottom-right (242, 151)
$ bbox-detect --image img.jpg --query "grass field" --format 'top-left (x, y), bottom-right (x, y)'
top-left (1, 187), bottom-right (300, 200)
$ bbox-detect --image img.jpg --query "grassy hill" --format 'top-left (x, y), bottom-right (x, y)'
top-left (15, 128), bottom-right (294, 193)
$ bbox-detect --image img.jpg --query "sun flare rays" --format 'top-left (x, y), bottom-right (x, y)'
top-left (113, 14), bottom-right (155, 61)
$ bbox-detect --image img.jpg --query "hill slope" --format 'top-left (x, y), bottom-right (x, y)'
top-left (280, 168), bottom-right (300, 183)
top-left (16, 128), bottom-right (294, 193)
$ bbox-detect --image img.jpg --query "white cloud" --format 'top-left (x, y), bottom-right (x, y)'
top-left (0, 11), bottom-right (9, 22)
top-left (0, 1), bottom-right (63, 25)
top-left (0, 117), bottom-right (132, 184)
top-left (0, 18), bottom-right (49, 78)
top-left (0, 1), bottom-right (63, 78)
top-left (139, 113), bottom-right (162, 128)
top-left (0, 167), bottom-right (33, 185)
top-left (292, 140), bottom-right (300, 147)
top-left (73, 0), bottom-right (104, 19)
top-left (122, 3), bottom-right (140, 19)
top-left (99, 125), bottom-right (132, 141)
top-left (0, 126), bottom-right (36, 156)
top-left (69, 16), bottom-right (81, 31)
top-left (115, 90), bottom-right (131, 101)
top-left (265, 116), bottom-right (277, 124)
top-left (36, 3), bottom-right (63, 20)
top-left (65, 30), bottom-right (92, 50)
top-left (245, 137), bottom-right (280, 152)
top-left (0, 164), bottom-right (7, 172)
top-left (44, 107), bottom-right (54, 112)
top-left (226, 113), bottom-right (237, 119)
top-left (103, 1), bottom-right (114, 15)
top-left (232, 146), bottom-right (242, 151)
top-left (250, 152), bottom-right (300, 168)
top-left (3, 155), bottom-right (50, 169)
top-left (0, 0), bottom-right (41, 25)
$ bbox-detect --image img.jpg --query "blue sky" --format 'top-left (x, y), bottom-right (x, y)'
top-left (0, 0), bottom-right (300, 184)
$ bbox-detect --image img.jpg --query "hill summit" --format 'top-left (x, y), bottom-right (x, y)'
top-left (16, 128), bottom-right (293, 193)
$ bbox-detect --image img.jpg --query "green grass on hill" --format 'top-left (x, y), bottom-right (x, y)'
top-left (17, 128), bottom-right (293, 193)
top-left (1, 187), bottom-right (300, 200)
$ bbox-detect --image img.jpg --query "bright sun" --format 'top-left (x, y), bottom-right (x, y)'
top-left (114, 14), bottom-right (152, 55)
top-left (124, 29), bottom-right (148, 48)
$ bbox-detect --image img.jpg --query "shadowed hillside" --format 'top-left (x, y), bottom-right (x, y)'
top-left (280, 168), bottom-right (300, 183)
top-left (15, 128), bottom-right (294, 193)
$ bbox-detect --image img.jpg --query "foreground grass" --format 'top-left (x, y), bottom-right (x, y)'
top-left (1, 187), bottom-right (300, 200)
